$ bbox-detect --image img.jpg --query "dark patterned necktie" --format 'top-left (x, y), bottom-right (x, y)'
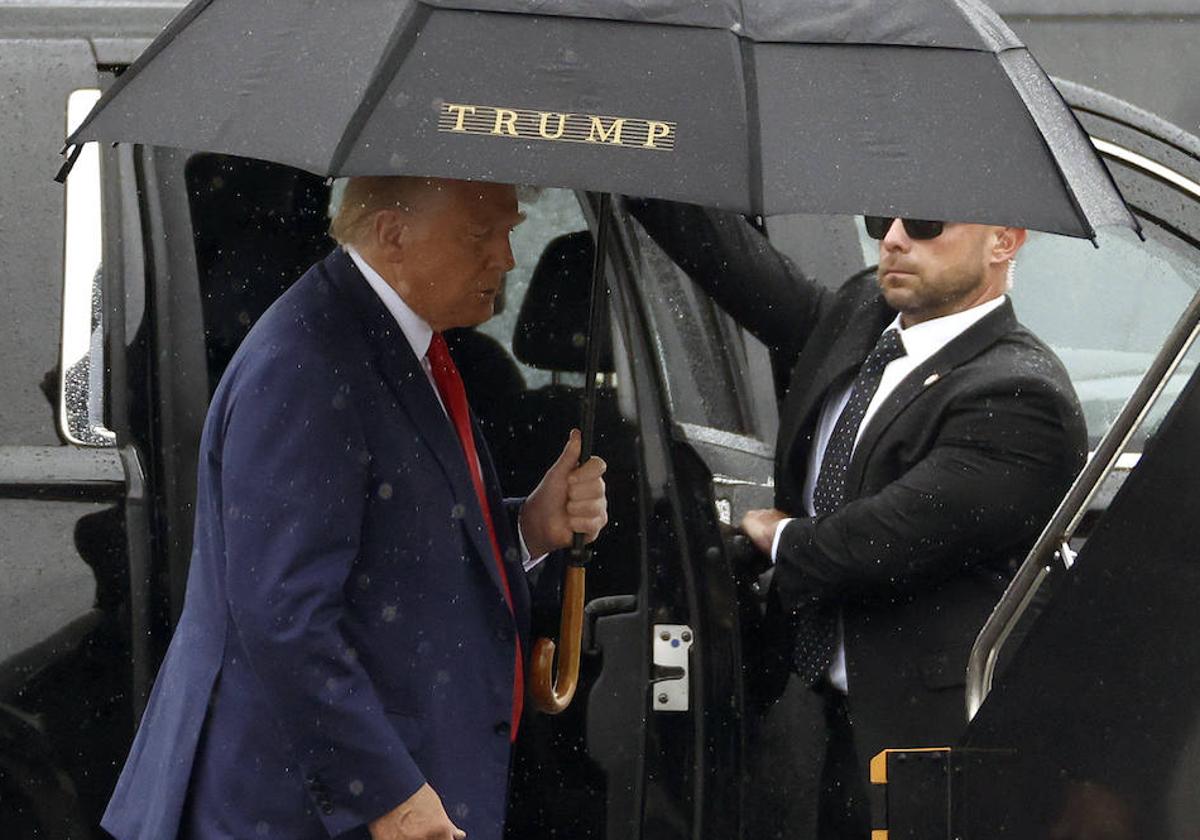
top-left (791, 328), bottom-right (906, 685)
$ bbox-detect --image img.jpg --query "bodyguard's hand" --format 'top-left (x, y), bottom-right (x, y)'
top-left (520, 429), bottom-right (608, 558)
top-left (369, 783), bottom-right (466, 840)
top-left (740, 508), bottom-right (789, 556)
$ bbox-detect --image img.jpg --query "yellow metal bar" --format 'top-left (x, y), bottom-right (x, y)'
top-left (869, 747), bottom-right (953, 784)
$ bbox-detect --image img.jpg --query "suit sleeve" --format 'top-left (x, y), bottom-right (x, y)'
top-left (624, 197), bottom-right (827, 367)
top-left (219, 351), bottom-right (424, 836)
top-left (772, 378), bottom-right (1082, 611)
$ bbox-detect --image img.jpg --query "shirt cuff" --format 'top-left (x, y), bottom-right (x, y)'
top-left (518, 524), bottom-right (548, 572)
top-left (769, 518), bottom-right (796, 564)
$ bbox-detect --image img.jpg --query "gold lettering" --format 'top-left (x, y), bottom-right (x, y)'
top-left (446, 103), bottom-right (476, 132)
top-left (492, 108), bottom-right (519, 137)
top-left (538, 112), bottom-right (568, 140)
top-left (586, 116), bottom-right (626, 145)
top-left (644, 121), bottom-right (673, 148)
top-left (439, 102), bottom-right (673, 151)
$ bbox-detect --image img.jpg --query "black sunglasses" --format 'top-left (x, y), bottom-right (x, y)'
top-left (863, 216), bottom-right (945, 240)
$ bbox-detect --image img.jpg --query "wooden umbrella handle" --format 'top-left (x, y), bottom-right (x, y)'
top-left (530, 194), bottom-right (609, 715)
top-left (529, 564), bottom-right (586, 714)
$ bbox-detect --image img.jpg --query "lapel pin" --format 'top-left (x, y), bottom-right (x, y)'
top-left (923, 373), bottom-right (941, 387)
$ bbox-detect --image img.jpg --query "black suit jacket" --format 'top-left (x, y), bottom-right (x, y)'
top-left (629, 200), bottom-right (1087, 768)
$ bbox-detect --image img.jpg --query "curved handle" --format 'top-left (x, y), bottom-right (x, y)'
top-left (529, 564), bottom-right (586, 714)
top-left (530, 194), bottom-right (609, 715)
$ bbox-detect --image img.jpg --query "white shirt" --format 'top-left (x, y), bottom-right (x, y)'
top-left (347, 246), bottom-right (543, 571)
top-left (771, 295), bottom-right (1007, 692)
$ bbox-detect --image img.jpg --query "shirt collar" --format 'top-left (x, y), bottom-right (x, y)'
top-left (346, 244), bottom-right (434, 361)
top-left (885, 295), bottom-right (1007, 365)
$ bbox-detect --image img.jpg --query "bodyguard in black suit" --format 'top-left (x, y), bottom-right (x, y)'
top-left (629, 200), bottom-right (1087, 838)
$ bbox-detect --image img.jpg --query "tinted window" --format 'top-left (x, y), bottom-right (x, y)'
top-left (186, 154), bottom-right (334, 394)
top-left (1012, 225), bottom-right (1199, 448)
top-left (626, 219), bottom-right (753, 433)
top-left (475, 187), bottom-right (589, 390)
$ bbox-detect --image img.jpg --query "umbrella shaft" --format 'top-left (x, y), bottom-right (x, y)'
top-left (580, 192), bottom-right (612, 462)
top-left (570, 192), bottom-right (612, 566)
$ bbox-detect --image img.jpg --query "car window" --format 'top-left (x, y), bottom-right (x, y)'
top-left (475, 187), bottom-right (589, 390)
top-left (765, 212), bottom-right (870, 293)
top-left (60, 88), bottom-right (115, 446)
top-left (624, 219), bottom-right (755, 435)
top-left (1012, 226), bottom-right (1199, 448)
top-left (187, 154), bottom-right (335, 394)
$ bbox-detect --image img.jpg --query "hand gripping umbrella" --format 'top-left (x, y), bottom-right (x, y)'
top-left (527, 194), bottom-right (612, 714)
top-left (60, 0), bottom-right (1142, 714)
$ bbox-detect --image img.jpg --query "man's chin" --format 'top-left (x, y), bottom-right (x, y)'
top-left (879, 284), bottom-right (915, 313)
top-left (449, 301), bottom-right (496, 330)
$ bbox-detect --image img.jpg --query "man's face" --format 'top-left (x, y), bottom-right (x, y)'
top-left (394, 180), bottom-right (524, 331)
top-left (875, 219), bottom-right (1002, 326)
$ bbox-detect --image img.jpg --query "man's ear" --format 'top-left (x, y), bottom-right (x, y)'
top-left (992, 226), bottom-right (1027, 264)
top-left (372, 209), bottom-right (407, 261)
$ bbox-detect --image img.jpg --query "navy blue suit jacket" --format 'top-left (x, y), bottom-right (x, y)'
top-left (103, 249), bottom-right (531, 840)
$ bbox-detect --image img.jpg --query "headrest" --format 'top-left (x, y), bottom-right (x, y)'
top-left (513, 231), bottom-right (614, 374)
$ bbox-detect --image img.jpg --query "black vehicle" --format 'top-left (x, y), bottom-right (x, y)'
top-left (1, 3), bottom-right (1199, 839)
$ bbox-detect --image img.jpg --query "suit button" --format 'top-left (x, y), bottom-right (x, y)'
top-left (494, 720), bottom-right (511, 736)
top-left (320, 801), bottom-right (335, 816)
top-left (496, 625), bottom-right (513, 643)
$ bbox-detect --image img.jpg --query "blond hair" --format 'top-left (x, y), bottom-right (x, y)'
top-left (328, 176), bottom-right (440, 246)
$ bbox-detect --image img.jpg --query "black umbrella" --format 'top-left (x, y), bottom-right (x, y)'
top-left (59, 0), bottom-right (1140, 713)
top-left (64, 0), bottom-right (1137, 237)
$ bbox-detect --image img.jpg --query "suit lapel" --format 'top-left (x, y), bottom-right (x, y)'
top-left (321, 250), bottom-right (512, 599)
top-left (777, 295), bottom-right (894, 490)
top-left (846, 300), bottom-right (1019, 495)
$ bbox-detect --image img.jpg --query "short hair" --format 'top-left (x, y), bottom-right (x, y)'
top-left (327, 176), bottom-right (440, 246)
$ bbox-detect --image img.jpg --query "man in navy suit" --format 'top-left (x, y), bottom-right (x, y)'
top-left (102, 177), bottom-right (608, 840)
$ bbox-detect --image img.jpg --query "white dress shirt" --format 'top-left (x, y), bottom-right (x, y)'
top-left (771, 295), bottom-right (1007, 692)
top-left (347, 246), bottom-right (543, 571)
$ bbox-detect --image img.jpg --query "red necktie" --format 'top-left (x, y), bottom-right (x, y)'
top-left (426, 332), bottom-right (523, 740)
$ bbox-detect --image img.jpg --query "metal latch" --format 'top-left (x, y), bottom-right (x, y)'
top-left (1058, 540), bottom-right (1079, 570)
top-left (714, 498), bottom-right (732, 525)
top-left (652, 624), bottom-right (693, 712)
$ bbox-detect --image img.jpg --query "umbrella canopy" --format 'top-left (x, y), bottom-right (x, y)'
top-left (66, 0), bottom-right (1136, 238)
top-left (61, 0), bottom-right (1142, 717)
